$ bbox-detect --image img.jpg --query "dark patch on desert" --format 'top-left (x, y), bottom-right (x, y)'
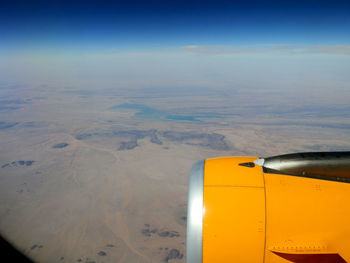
top-left (52, 143), bottom-right (69, 149)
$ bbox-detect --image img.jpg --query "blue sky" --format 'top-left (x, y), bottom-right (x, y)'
top-left (1, 0), bottom-right (349, 94)
top-left (1, 0), bottom-right (350, 53)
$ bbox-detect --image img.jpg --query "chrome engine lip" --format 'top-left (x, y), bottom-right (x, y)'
top-left (186, 159), bottom-right (205, 263)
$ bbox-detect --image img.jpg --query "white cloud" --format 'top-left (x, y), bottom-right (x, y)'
top-left (182, 44), bottom-right (350, 55)
top-left (306, 45), bottom-right (350, 55)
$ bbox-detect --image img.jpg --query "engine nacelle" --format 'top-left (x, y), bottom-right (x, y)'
top-left (187, 153), bottom-right (350, 263)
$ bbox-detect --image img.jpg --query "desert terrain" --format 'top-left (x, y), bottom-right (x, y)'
top-left (1, 83), bottom-right (350, 263)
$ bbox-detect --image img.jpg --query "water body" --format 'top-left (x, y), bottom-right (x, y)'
top-left (110, 103), bottom-right (223, 122)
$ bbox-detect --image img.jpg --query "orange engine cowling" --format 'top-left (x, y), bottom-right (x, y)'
top-left (186, 153), bottom-right (350, 263)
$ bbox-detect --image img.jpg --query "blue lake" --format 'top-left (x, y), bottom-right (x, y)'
top-left (110, 103), bottom-right (223, 122)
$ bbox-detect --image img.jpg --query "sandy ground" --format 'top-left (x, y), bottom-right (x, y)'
top-left (1, 84), bottom-right (350, 262)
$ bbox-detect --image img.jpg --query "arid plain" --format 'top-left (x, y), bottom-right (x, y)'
top-left (1, 83), bottom-right (350, 263)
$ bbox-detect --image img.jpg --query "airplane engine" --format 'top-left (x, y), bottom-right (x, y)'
top-left (186, 153), bottom-right (350, 263)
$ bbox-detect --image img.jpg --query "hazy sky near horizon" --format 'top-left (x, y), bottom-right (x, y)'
top-left (1, 0), bottom-right (350, 92)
